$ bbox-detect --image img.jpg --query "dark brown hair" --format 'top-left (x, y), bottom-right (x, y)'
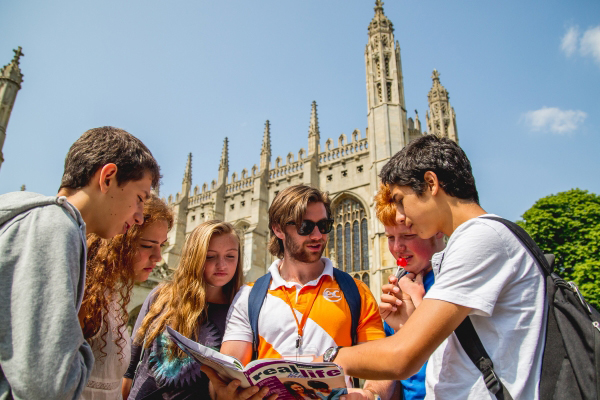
top-left (268, 185), bottom-right (331, 259)
top-left (79, 195), bottom-right (173, 359)
top-left (380, 134), bottom-right (479, 204)
top-left (59, 126), bottom-right (161, 191)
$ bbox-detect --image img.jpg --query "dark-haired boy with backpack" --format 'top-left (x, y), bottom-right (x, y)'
top-left (0, 126), bottom-right (160, 399)
top-left (316, 135), bottom-right (546, 399)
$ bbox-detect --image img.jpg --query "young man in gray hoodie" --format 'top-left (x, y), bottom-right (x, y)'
top-left (0, 126), bottom-right (161, 400)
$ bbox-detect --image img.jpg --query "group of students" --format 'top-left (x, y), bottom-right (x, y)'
top-left (0, 127), bottom-right (547, 400)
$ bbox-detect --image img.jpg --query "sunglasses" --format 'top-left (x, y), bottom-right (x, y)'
top-left (286, 218), bottom-right (335, 236)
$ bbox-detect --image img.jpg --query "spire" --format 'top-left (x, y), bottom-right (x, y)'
top-left (0, 46), bottom-right (24, 87)
top-left (428, 69), bottom-right (448, 102)
top-left (260, 121), bottom-right (271, 173)
top-left (183, 152), bottom-right (192, 185)
top-left (308, 101), bottom-right (320, 138)
top-left (368, 0), bottom-right (393, 35)
top-left (414, 109), bottom-right (421, 132)
top-left (261, 120), bottom-right (271, 156)
top-left (426, 69), bottom-right (458, 143)
top-left (219, 138), bottom-right (229, 171)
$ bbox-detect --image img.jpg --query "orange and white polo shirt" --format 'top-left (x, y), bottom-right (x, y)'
top-left (223, 258), bottom-right (385, 362)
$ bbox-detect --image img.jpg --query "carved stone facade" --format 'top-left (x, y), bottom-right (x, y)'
top-left (0, 47), bottom-right (24, 173)
top-left (129, 1), bottom-right (459, 313)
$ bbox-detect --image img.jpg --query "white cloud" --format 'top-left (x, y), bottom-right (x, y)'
top-left (561, 24), bottom-right (600, 66)
top-left (561, 26), bottom-right (579, 57)
top-left (522, 107), bottom-right (587, 134)
top-left (580, 26), bottom-right (600, 65)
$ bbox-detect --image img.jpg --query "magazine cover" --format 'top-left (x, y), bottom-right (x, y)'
top-left (166, 326), bottom-right (348, 399)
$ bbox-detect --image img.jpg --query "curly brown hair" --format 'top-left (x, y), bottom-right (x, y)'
top-left (374, 183), bottom-right (397, 226)
top-left (79, 194), bottom-right (173, 359)
top-left (134, 220), bottom-right (244, 359)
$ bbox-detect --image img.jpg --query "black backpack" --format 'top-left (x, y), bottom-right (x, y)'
top-left (455, 216), bottom-right (600, 400)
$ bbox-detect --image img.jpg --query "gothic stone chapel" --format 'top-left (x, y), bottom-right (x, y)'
top-left (129, 1), bottom-right (459, 317)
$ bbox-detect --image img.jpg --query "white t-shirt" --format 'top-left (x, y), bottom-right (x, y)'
top-left (424, 215), bottom-right (546, 400)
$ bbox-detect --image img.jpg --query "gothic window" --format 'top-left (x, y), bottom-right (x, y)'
top-left (344, 223), bottom-right (351, 271)
top-left (336, 224), bottom-right (343, 270)
top-left (375, 57), bottom-right (381, 78)
top-left (377, 83), bottom-right (382, 103)
top-left (327, 197), bottom-right (370, 277)
top-left (352, 221), bottom-right (360, 272)
top-left (362, 273), bottom-right (370, 287)
top-left (361, 219), bottom-right (369, 269)
top-left (386, 82), bottom-right (392, 102)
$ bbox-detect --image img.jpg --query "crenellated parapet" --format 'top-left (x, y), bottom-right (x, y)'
top-left (269, 154), bottom-right (304, 182)
top-left (319, 131), bottom-right (368, 166)
top-left (226, 173), bottom-right (255, 195)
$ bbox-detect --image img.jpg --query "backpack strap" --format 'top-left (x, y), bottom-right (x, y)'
top-left (248, 272), bottom-right (272, 360)
top-left (479, 216), bottom-right (564, 400)
top-left (455, 317), bottom-right (514, 400)
top-left (454, 215), bottom-right (552, 400)
top-left (332, 268), bottom-right (361, 346)
top-left (480, 216), bottom-right (552, 276)
top-left (332, 268), bottom-right (361, 388)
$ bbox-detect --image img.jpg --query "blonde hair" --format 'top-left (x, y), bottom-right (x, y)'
top-left (268, 185), bottom-right (331, 259)
top-left (374, 183), bottom-right (397, 226)
top-left (134, 220), bottom-right (243, 359)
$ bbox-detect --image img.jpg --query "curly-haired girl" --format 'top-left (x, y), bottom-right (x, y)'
top-left (79, 195), bottom-right (173, 400)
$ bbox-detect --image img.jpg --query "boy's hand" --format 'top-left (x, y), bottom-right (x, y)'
top-left (379, 274), bottom-right (417, 332)
top-left (399, 272), bottom-right (426, 308)
top-left (201, 365), bottom-right (278, 400)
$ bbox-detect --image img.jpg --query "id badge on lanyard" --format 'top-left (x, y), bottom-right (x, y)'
top-left (281, 278), bottom-right (325, 362)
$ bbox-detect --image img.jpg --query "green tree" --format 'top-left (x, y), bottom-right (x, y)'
top-left (517, 189), bottom-right (600, 309)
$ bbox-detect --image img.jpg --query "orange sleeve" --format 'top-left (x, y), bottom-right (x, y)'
top-left (355, 279), bottom-right (386, 343)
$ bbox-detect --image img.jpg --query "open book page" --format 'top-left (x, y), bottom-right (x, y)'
top-left (166, 326), bottom-right (250, 386)
top-left (166, 326), bottom-right (348, 399)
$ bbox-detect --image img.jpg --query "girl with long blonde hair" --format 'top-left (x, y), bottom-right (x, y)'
top-left (79, 194), bottom-right (173, 400)
top-left (123, 220), bottom-right (243, 399)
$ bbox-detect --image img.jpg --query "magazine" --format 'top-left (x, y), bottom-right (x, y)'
top-left (166, 326), bottom-right (348, 400)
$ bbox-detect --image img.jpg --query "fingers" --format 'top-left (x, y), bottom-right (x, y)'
top-left (380, 293), bottom-right (402, 307)
top-left (242, 385), bottom-right (271, 400)
top-left (199, 366), bottom-right (275, 400)
top-left (381, 283), bottom-right (400, 295)
top-left (387, 274), bottom-right (398, 285)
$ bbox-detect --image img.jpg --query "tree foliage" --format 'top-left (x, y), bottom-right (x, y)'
top-left (517, 189), bottom-right (600, 309)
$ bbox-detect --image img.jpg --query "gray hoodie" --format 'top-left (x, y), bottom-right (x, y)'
top-left (0, 192), bottom-right (94, 399)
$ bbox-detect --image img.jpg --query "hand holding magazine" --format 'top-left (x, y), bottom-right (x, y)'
top-left (166, 326), bottom-right (348, 400)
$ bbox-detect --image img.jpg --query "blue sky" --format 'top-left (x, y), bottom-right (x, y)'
top-left (1, 0), bottom-right (599, 222)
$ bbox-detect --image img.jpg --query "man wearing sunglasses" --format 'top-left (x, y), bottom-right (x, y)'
top-left (204, 184), bottom-right (385, 400)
